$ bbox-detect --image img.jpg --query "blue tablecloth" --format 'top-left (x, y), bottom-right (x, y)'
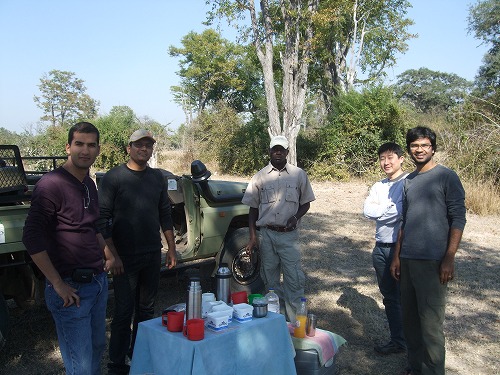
top-left (130, 312), bottom-right (296, 375)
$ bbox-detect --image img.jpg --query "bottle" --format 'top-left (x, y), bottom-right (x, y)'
top-left (294, 297), bottom-right (307, 338)
top-left (186, 276), bottom-right (202, 320)
top-left (265, 289), bottom-right (280, 314)
top-left (215, 263), bottom-right (232, 304)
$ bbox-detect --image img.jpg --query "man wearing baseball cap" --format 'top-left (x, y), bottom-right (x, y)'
top-left (242, 135), bottom-right (315, 323)
top-left (98, 129), bottom-right (177, 374)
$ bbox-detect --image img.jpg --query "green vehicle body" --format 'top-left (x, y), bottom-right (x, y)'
top-left (0, 146), bottom-right (262, 350)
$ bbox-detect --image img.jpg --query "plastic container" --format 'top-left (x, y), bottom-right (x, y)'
top-left (294, 297), bottom-right (308, 338)
top-left (248, 293), bottom-right (263, 305)
top-left (231, 291), bottom-right (248, 305)
top-left (232, 303), bottom-right (253, 322)
top-left (206, 311), bottom-right (230, 331)
top-left (294, 348), bottom-right (336, 375)
top-left (265, 289), bottom-right (280, 314)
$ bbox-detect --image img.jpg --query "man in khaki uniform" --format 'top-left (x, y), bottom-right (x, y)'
top-left (243, 135), bottom-right (315, 322)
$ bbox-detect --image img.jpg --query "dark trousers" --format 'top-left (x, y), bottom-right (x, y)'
top-left (400, 258), bottom-right (447, 375)
top-left (372, 244), bottom-right (405, 348)
top-left (108, 251), bottom-right (161, 374)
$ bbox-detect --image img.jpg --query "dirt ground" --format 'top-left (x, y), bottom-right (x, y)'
top-left (1, 180), bottom-right (499, 374)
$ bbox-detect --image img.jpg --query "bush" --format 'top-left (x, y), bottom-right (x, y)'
top-left (313, 86), bottom-right (412, 179)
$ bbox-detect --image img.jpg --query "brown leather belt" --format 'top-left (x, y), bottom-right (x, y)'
top-left (265, 225), bottom-right (296, 233)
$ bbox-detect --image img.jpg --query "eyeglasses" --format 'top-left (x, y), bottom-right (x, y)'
top-left (131, 141), bottom-right (154, 149)
top-left (409, 143), bottom-right (432, 151)
top-left (83, 183), bottom-right (90, 209)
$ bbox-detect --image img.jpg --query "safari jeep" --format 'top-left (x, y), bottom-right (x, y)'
top-left (154, 160), bottom-right (262, 294)
top-left (0, 147), bottom-right (261, 350)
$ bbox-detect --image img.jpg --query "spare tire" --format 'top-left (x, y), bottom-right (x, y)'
top-left (221, 228), bottom-right (264, 295)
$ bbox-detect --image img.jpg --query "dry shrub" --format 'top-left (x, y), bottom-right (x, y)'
top-left (463, 179), bottom-right (500, 215)
top-left (158, 150), bottom-right (193, 175)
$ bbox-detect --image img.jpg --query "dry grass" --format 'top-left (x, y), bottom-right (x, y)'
top-left (463, 179), bottom-right (500, 216)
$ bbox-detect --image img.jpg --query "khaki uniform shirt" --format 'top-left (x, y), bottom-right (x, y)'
top-left (242, 162), bottom-right (315, 227)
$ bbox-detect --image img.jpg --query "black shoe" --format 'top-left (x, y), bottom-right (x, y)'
top-left (374, 341), bottom-right (406, 355)
top-left (107, 362), bottom-right (130, 375)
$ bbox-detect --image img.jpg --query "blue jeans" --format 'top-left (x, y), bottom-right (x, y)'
top-left (108, 251), bottom-right (161, 373)
top-left (45, 272), bottom-right (108, 375)
top-left (372, 244), bottom-right (405, 348)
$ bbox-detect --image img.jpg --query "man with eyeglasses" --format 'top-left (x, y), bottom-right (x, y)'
top-left (23, 122), bottom-right (115, 374)
top-left (390, 126), bottom-right (466, 375)
top-left (98, 129), bottom-right (176, 375)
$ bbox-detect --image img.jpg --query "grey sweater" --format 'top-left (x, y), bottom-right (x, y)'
top-left (401, 164), bottom-right (466, 261)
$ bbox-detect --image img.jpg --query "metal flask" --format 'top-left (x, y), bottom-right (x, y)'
top-left (186, 276), bottom-right (202, 320)
top-left (215, 263), bottom-right (232, 304)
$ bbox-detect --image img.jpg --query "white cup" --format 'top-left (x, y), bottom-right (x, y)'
top-left (202, 292), bottom-right (216, 303)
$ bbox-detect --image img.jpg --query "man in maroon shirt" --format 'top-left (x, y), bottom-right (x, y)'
top-left (23, 122), bottom-right (116, 375)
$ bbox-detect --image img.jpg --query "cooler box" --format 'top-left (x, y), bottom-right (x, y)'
top-left (294, 348), bottom-right (336, 375)
top-left (288, 323), bottom-right (346, 375)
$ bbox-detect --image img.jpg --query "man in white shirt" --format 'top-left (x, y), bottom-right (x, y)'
top-left (364, 142), bottom-right (408, 355)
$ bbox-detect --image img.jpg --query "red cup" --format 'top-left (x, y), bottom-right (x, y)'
top-left (161, 312), bottom-right (169, 327)
top-left (183, 319), bottom-right (205, 341)
top-left (231, 291), bottom-right (248, 305)
top-left (167, 311), bottom-right (185, 332)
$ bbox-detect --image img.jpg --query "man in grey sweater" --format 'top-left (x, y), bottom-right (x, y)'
top-left (391, 126), bottom-right (466, 375)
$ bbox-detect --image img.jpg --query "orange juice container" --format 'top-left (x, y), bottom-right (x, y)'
top-left (293, 297), bottom-right (308, 338)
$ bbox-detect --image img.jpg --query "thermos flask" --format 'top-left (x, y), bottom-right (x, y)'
top-left (186, 276), bottom-right (202, 320)
top-left (215, 263), bottom-right (232, 304)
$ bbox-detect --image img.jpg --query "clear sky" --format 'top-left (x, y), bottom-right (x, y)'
top-left (0, 0), bottom-right (488, 134)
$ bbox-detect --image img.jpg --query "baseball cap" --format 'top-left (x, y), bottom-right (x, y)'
top-left (129, 129), bottom-right (156, 143)
top-left (269, 135), bottom-right (289, 149)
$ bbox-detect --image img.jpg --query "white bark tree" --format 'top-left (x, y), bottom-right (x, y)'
top-left (209, 0), bottom-right (318, 165)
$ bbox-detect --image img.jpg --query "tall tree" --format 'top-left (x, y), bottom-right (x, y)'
top-left (33, 70), bottom-right (99, 128)
top-left (208, 0), bottom-right (319, 165)
top-left (395, 68), bottom-right (473, 112)
top-left (169, 29), bottom-right (246, 116)
top-left (310, 0), bottom-right (415, 111)
top-left (468, 0), bottom-right (499, 99)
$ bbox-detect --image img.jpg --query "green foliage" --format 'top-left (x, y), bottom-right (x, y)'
top-left (441, 97), bottom-right (499, 184)
top-left (219, 117), bottom-right (269, 175)
top-left (185, 101), bottom-right (240, 162)
top-left (93, 106), bottom-right (137, 170)
top-left (33, 70), bottom-right (99, 127)
top-left (179, 100), bottom-right (270, 175)
top-left (312, 86), bottom-right (410, 179)
top-left (0, 127), bottom-right (23, 145)
top-left (169, 29), bottom-right (250, 113)
top-left (309, 0), bottom-right (416, 106)
top-left (468, 0), bottom-right (500, 100)
top-left (394, 68), bottom-right (473, 112)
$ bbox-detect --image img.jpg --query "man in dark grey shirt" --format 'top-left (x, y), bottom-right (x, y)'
top-left (391, 126), bottom-right (466, 375)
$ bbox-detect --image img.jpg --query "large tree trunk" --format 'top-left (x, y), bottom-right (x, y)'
top-left (249, 0), bottom-right (317, 165)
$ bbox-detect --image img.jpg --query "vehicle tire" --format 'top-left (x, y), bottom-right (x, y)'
top-left (221, 228), bottom-right (264, 295)
top-left (0, 293), bottom-right (9, 351)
